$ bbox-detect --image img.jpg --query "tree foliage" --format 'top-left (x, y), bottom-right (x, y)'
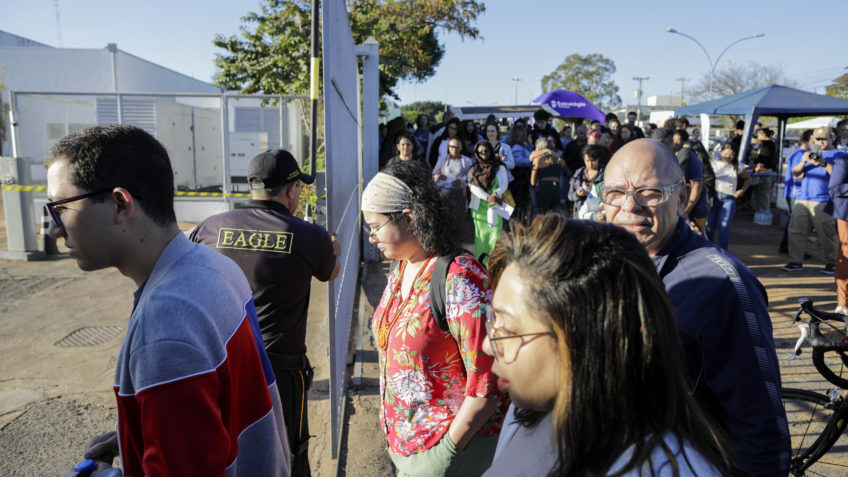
top-left (687, 61), bottom-right (796, 103)
top-left (541, 54), bottom-right (621, 111)
top-left (826, 73), bottom-right (848, 99)
top-left (213, 0), bottom-right (485, 99)
top-left (400, 100), bottom-right (447, 124)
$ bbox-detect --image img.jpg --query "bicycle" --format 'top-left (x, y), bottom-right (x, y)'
top-left (783, 297), bottom-right (848, 476)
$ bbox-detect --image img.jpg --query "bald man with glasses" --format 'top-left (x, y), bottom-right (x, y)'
top-left (602, 139), bottom-right (790, 477)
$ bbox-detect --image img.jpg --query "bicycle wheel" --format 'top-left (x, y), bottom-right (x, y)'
top-left (783, 387), bottom-right (837, 476)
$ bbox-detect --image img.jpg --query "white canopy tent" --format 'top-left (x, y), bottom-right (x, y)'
top-left (786, 116), bottom-right (842, 130)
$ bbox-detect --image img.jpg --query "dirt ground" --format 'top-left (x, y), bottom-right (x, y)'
top-left (0, 193), bottom-right (392, 476)
top-left (3, 190), bottom-right (848, 475)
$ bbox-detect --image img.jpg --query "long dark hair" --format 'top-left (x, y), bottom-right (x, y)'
top-left (380, 160), bottom-right (456, 256)
top-left (487, 214), bottom-right (739, 476)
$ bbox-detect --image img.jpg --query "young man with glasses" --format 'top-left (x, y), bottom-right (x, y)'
top-left (602, 138), bottom-right (790, 477)
top-left (46, 125), bottom-right (290, 476)
top-left (189, 149), bottom-right (340, 477)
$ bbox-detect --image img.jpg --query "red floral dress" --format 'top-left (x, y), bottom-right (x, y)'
top-left (372, 253), bottom-right (508, 456)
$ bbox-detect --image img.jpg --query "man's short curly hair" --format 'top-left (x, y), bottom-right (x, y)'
top-left (379, 160), bottom-right (457, 256)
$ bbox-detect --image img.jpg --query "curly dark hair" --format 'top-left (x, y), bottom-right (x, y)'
top-left (379, 160), bottom-right (457, 256)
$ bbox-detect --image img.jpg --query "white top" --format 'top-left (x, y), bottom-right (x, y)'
top-left (432, 154), bottom-right (474, 192)
top-left (467, 165), bottom-right (509, 210)
top-left (710, 159), bottom-right (745, 196)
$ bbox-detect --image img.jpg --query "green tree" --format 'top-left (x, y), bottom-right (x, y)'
top-left (213, 0), bottom-right (485, 99)
top-left (826, 73), bottom-right (848, 99)
top-left (540, 54), bottom-right (621, 111)
top-left (400, 100), bottom-right (447, 124)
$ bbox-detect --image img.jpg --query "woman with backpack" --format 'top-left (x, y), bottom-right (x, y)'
top-left (361, 160), bottom-right (508, 476)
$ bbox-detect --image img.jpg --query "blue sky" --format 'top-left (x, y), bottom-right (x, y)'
top-left (4, 0), bottom-right (845, 110)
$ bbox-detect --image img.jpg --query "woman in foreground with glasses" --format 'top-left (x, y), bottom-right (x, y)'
top-left (482, 214), bottom-right (739, 476)
top-left (361, 160), bottom-right (507, 476)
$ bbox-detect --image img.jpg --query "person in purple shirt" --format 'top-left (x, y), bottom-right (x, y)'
top-left (602, 139), bottom-right (790, 477)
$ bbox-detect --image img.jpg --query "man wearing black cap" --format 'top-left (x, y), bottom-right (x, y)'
top-left (189, 149), bottom-right (340, 477)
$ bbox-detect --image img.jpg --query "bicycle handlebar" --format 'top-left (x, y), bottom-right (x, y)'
top-left (793, 298), bottom-right (848, 389)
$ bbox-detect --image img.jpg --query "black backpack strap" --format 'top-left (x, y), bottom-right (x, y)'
top-left (429, 250), bottom-right (465, 331)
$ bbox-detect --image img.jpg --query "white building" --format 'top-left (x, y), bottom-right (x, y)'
top-left (0, 30), bottom-right (304, 187)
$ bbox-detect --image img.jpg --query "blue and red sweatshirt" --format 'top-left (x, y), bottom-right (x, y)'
top-left (114, 233), bottom-right (290, 476)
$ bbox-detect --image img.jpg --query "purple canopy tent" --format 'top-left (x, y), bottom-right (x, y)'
top-left (532, 89), bottom-right (607, 122)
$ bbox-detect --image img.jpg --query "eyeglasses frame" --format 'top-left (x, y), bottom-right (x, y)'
top-left (485, 308), bottom-right (554, 363)
top-left (599, 180), bottom-right (684, 208)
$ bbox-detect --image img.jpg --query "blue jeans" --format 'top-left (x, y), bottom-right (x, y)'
top-left (705, 192), bottom-right (736, 250)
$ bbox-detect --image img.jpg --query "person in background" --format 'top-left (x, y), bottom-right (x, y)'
top-left (568, 144), bottom-right (607, 221)
top-left (529, 137), bottom-right (563, 215)
top-left (589, 119), bottom-right (601, 131)
top-left (469, 140), bottom-right (510, 261)
top-left (705, 143), bottom-right (752, 250)
top-left (751, 127), bottom-right (778, 215)
top-left (602, 139), bottom-right (790, 476)
top-left (485, 122), bottom-right (515, 174)
top-left (782, 126), bottom-right (841, 273)
top-left (507, 123), bottom-right (534, 224)
top-left (428, 117), bottom-right (461, 169)
top-left (483, 216), bottom-right (740, 476)
top-left (780, 129), bottom-right (813, 254)
top-left (361, 160), bottom-right (507, 476)
top-left (626, 111), bottom-right (645, 139)
top-left (461, 119), bottom-right (483, 156)
top-left (828, 131), bottom-right (848, 314)
top-left (413, 114), bottom-right (432, 160)
top-left (48, 125), bottom-right (290, 476)
top-left (433, 138), bottom-right (475, 238)
top-left (559, 125), bottom-right (572, 148)
top-left (836, 118), bottom-right (848, 153)
top-left (383, 133), bottom-right (419, 170)
top-left (190, 149), bottom-right (340, 477)
top-left (643, 122), bottom-right (657, 138)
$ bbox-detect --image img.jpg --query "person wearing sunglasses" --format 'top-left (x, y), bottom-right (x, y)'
top-left (603, 139), bottom-right (790, 476)
top-left (360, 160), bottom-right (507, 476)
top-left (46, 125), bottom-right (290, 476)
top-left (481, 215), bottom-right (740, 476)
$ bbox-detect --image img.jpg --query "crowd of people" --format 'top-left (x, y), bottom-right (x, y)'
top-left (46, 112), bottom-right (848, 476)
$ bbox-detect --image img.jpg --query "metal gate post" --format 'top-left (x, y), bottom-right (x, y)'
top-left (0, 156), bottom-right (45, 261)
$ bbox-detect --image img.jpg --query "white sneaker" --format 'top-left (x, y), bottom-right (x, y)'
top-left (835, 306), bottom-right (848, 315)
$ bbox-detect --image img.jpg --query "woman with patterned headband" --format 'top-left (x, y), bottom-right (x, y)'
top-left (361, 160), bottom-right (508, 476)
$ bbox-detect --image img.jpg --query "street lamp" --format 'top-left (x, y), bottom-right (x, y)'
top-left (512, 78), bottom-right (522, 105)
top-left (666, 28), bottom-right (764, 101)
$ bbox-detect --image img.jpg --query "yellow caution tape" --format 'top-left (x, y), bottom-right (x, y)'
top-left (0, 184), bottom-right (46, 192)
top-left (1, 185), bottom-right (332, 201)
top-left (0, 184), bottom-right (250, 198)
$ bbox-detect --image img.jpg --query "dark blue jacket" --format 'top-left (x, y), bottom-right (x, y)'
top-left (827, 152), bottom-right (848, 220)
top-left (653, 221), bottom-right (790, 477)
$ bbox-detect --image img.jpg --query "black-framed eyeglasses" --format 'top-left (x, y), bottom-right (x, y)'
top-left (599, 180), bottom-right (683, 208)
top-left (46, 189), bottom-right (143, 227)
top-left (485, 307), bottom-right (553, 363)
top-left (45, 189), bottom-right (113, 228)
top-left (362, 217), bottom-right (391, 240)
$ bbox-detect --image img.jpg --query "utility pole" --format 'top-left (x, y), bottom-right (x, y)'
top-left (512, 78), bottom-right (522, 105)
top-left (675, 77), bottom-right (689, 106)
top-left (632, 76), bottom-right (649, 123)
top-left (306, 0), bottom-right (320, 223)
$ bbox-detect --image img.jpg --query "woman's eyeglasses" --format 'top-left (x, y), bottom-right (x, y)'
top-left (362, 218), bottom-right (391, 240)
top-left (485, 307), bottom-right (553, 363)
